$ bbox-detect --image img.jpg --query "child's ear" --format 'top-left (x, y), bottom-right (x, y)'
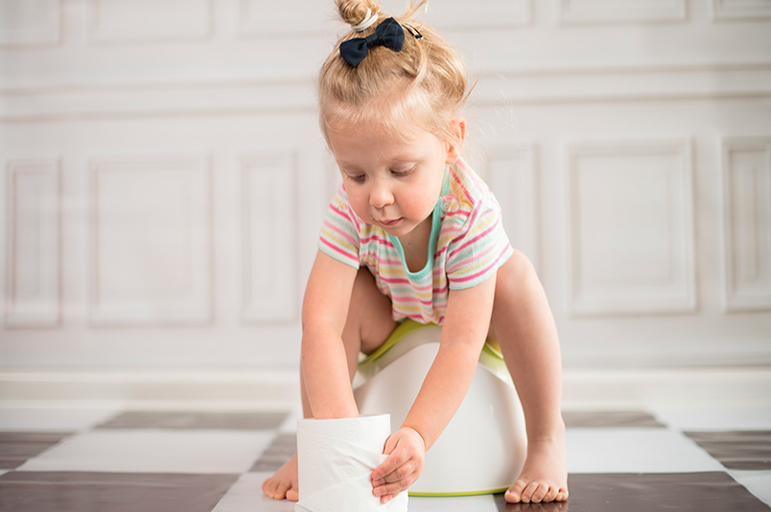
top-left (445, 117), bottom-right (466, 164)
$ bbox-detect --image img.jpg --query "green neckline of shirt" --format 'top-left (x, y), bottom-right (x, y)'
top-left (386, 165), bottom-right (451, 281)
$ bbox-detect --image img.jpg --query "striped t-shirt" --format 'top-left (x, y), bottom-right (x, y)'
top-left (319, 158), bottom-right (513, 325)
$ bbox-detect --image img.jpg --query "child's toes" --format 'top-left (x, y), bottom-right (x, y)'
top-left (530, 483), bottom-right (553, 503)
top-left (542, 485), bottom-right (564, 503)
top-left (520, 481), bottom-right (542, 503)
top-left (262, 477), bottom-right (293, 500)
top-left (504, 480), bottom-right (527, 503)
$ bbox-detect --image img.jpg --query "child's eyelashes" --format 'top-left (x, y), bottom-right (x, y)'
top-left (391, 165), bottom-right (416, 177)
top-left (341, 166), bottom-right (416, 183)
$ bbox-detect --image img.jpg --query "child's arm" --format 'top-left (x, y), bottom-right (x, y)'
top-left (301, 250), bottom-right (360, 419)
top-left (371, 274), bottom-right (497, 503)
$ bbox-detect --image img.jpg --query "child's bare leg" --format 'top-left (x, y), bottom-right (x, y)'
top-left (262, 267), bottom-right (396, 501)
top-left (490, 251), bottom-right (568, 504)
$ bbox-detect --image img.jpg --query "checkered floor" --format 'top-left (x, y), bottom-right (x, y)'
top-left (1, 407), bottom-right (770, 511)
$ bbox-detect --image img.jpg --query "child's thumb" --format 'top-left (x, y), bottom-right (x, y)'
top-left (382, 433), bottom-right (398, 455)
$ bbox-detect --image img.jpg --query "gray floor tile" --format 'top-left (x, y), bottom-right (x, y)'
top-left (494, 493), bottom-right (568, 511)
top-left (685, 431), bottom-right (771, 470)
top-left (0, 432), bottom-right (69, 470)
top-left (97, 411), bottom-right (289, 430)
top-left (563, 411), bottom-right (663, 428)
top-left (553, 473), bottom-right (770, 512)
top-left (0, 471), bottom-right (239, 512)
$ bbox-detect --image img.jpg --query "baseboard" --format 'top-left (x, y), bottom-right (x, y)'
top-left (0, 369), bottom-right (302, 411)
top-left (1, 367), bottom-right (770, 411)
top-left (561, 367), bottom-right (771, 410)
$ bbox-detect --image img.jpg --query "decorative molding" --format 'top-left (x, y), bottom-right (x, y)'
top-left (565, 139), bottom-right (695, 315)
top-left (0, 80), bottom-right (318, 123)
top-left (88, 153), bottom-right (213, 326)
top-left (86, 0), bottom-right (212, 44)
top-left (484, 145), bottom-right (540, 270)
top-left (4, 64), bottom-right (771, 123)
top-left (721, 137), bottom-right (771, 311)
top-left (241, 152), bottom-right (298, 323)
top-left (710, 0), bottom-right (771, 21)
top-left (3, 158), bottom-right (60, 328)
top-left (559, 0), bottom-right (687, 24)
top-left (427, 0), bottom-right (531, 28)
top-left (3, 62), bottom-right (771, 125)
top-left (0, 0), bottom-right (61, 47)
top-left (235, 0), bottom-right (531, 36)
top-left (236, 0), bottom-right (330, 37)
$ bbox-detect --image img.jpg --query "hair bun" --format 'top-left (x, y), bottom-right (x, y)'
top-left (336, 0), bottom-right (383, 29)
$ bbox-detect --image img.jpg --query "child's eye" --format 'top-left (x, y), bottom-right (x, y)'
top-left (391, 166), bottom-right (415, 177)
top-left (345, 173), bottom-right (366, 182)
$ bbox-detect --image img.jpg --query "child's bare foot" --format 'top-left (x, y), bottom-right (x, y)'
top-left (262, 452), bottom-right (299, 501)
top-left (505, 435), bottom-right (568, 504)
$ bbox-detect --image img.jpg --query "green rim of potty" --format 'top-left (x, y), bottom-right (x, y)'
top-left (359, 319), bottom-right (505, 366)
top-left (357, 319), bottom-right (511, 386)
top-left (409, 487), bottom-right (509, 497)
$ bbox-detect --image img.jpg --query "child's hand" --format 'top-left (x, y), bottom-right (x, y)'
top-left (371, 426), bottom-right (426, 504)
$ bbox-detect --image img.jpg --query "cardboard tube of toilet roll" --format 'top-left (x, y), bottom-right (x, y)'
top-left (295, 414), bottom-right (408, 512)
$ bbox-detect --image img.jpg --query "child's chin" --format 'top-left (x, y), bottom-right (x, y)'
top-left (382, 223), bottom-right (415, 237)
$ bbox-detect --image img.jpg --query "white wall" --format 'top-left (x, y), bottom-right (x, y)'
top-left (1, 0), bottom-right (770, 370)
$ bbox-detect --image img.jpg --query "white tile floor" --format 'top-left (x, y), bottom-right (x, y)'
top-left (565, 427), bottom-right (724, 473)
top-left (16, 429), bottom-right (274, 474)
top-left (654, 408), bottom-right (771, 431)
top-left (1, 406), bottom-right (770, 511)
top-left (0, 407), bottom-right (120, 432)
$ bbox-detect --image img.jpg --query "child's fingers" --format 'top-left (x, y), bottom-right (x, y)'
top-left (372, 426), bottom-right (425, 502)
top-left (372, 464), bottom-right (418, 503)
top-left (374, 457), bottom-right (418, 486)
top-left (371, 449), bottom-right (407, 483)
top-left (374, 478), bottom-right (412, 497)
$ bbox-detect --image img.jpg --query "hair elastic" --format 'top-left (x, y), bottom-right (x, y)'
top-left (351, 8), bottom-right (379, 32)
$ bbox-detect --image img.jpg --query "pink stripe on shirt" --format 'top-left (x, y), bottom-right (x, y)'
top-left (320, 237), bottom-right (357, 262)
top-left (450, 244), bottom-right (512, 283)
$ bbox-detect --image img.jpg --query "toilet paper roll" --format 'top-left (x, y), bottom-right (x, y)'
top-left (295, 414), bottom-right (408, 512)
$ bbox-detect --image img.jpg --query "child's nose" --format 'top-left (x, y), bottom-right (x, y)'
top-left (369, 180), bottom-right (394, 209)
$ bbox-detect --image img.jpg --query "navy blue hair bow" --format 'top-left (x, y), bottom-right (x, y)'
top-left (339, 17), bottom-right (405, 67)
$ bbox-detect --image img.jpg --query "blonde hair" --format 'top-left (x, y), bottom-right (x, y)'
top-left (319, 0), bottom-right (468, 145)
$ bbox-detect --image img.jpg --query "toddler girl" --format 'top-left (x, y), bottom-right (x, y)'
top-left (263, 0), bottom-right (568, 504)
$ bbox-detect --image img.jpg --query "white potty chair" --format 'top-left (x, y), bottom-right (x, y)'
top-left (353, 320), bottom-right (527, 496)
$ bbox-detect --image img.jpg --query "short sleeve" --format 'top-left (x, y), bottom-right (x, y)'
top-left (318, 185), bottom-right (361, 269)
top-left (445, 199), bottom-right (513, 290)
